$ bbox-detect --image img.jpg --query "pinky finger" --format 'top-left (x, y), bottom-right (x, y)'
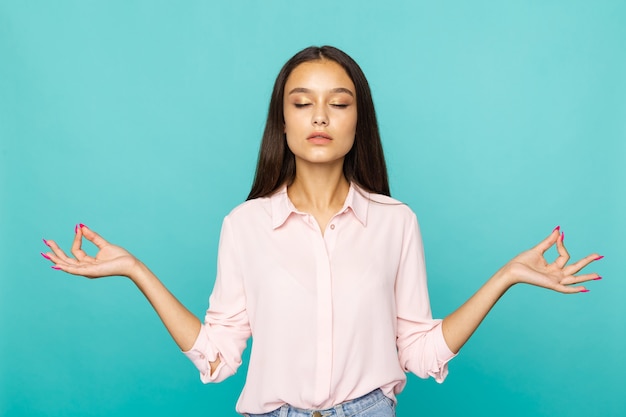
top-left (49, 263), bottom-right (84, 276)
top-left (557, 285), bottom-right (590, 294)
top-left (560, 285), bottom-right (585, 294)
top-left (551, 280), bottom-right (591, 294)
top-left (48, 262), bottom-right (105, 279)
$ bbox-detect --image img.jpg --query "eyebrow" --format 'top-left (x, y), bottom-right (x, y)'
top-left (287, 87), bottom-right (354, 97)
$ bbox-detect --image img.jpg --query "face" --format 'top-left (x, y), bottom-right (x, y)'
top-left (283, 60), bottom-right (357, 169)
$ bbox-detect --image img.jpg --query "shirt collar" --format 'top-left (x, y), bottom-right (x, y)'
top-left (270, 183), bottom-right (369, 229)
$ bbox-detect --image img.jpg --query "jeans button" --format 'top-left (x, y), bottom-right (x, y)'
top-left (312, 413), bottom-right (322, 417)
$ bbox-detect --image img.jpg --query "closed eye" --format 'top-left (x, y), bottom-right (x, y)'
top-left (294, 103), bottom-right (311, 108)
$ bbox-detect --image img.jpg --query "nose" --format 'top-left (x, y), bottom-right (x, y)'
top-left (312, 108), bottom-right (328, 126)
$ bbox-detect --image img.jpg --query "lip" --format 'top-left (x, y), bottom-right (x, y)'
top-left (307, 131), bottom-right (332, 143)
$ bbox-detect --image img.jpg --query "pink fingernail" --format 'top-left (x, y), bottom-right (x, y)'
top-left (40, 252), bottom-right (51, 260)
top-left (560, 232), bottom-right (564, 242)
top-left (593, 276), bottom-right (602, 281)
top-left (580, 289), bottom-right (590, 293)
top-left (43, 238), bottom-right (49, 246)
top-left (553, 225), bottom-right (560, 232)
top-left (51, 265), bottom-right (61, 270)
top-left (595, 255), bottom-right (604, 261)
top-left (74, 224), bottom-right (78, 233)
top-left (79, 223), bottom-right (85, 228)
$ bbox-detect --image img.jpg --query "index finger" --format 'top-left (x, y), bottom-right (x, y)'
top-left (71, 224), bottom-right (91, 260)
top-left (79, 224), bottom-right (109, 249)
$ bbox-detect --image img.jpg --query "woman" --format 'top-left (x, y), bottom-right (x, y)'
top-left (41, 46), bottom-right (602, 417)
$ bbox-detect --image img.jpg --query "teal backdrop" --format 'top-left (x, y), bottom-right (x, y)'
top-left (1, 1), bottom-right (625, 416)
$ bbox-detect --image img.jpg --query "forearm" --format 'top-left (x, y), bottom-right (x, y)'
top-left (442, 266), bottom-right (513, 353)
top-left (44, 225), bottom-right (224, 373)
top-left (129, 261), bottom-right (202, 352)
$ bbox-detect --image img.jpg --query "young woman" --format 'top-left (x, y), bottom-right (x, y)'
top-left (41, 46), bottom-right (602, 417)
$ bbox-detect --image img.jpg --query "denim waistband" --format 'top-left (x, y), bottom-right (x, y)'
top-left (247, 389), bottom-right (392, 417)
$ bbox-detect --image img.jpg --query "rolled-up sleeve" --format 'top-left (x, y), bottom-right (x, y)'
top-left (183, 216), bottom-right (251, 383)
top-left (395, 213), bottom-right (456, 383)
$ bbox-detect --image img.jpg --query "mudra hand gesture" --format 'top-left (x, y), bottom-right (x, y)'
top-left (501, 226), bottom-right (602, 293)
top-left (42, 224), bottom-right (139, 279)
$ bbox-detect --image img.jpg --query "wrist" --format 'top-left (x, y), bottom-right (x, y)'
top-left (495, 262), bottom-right (522, 289)
top-left (127, 258), bottom-right (149, 282)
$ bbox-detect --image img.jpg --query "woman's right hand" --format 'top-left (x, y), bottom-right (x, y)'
top-left (42, 224), bottom-right (139, 279)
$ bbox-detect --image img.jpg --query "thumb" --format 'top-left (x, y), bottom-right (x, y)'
top-left (79, 224), bottom-right (110, 249)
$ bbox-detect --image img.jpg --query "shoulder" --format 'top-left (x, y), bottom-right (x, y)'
top-left (360, 189), bottom-right (417, 220)
top-left (366, 192), bottom-right (406, 206)
top-left (223, 196), bottom-right (273, 226)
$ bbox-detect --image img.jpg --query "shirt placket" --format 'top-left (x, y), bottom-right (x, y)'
top-left (304, 215), bottom-right (335, 404)
top-left (301, 213), bottom-right (338, 405)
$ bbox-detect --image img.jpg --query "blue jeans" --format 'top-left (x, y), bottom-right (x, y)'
top-left (245, 389), bottom-right (395, 417)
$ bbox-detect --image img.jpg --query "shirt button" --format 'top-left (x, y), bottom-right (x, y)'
top-left (199, 354), bottom-right (205, 359)
top-left (330, 224), bottom-right (335, 230)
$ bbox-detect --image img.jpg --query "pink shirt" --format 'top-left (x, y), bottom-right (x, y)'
top-left (183, 184), bottom-right (456, 414)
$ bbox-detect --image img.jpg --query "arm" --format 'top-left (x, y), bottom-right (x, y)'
top-left (441, 226), bottom-right (603, 353)
top-left (42, 224), bottom-right (221, 373)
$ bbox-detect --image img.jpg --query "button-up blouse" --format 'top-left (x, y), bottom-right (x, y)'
top-left (183, 184), bottom-right (456, 414)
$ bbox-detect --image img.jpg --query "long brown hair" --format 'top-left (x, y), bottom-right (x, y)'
top-left (247, 46), bottom-right (390, 200)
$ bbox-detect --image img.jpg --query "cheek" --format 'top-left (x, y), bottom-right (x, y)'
top-left (283, 130), bottom-right (298, 152)
top-left (345, 110), bottom-right (357, 135)
top-left (283, 125), bottom-right (297, 142)
top-left (283, 110), bottom-right (303, 134)
top-left (345, 136), bottom-right (356, 153)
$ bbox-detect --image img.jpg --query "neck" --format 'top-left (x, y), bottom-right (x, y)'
top-left (287, 160), bottom-right (350, 213)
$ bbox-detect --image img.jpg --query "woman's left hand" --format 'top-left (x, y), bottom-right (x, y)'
top-left (503, 226), bottom-right (602, 293)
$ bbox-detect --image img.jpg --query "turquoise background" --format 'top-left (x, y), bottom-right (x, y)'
top-left (1, 1), bottom-right (625, 416)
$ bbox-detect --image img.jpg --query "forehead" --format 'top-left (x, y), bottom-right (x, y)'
top-left (285, 60), bottom-right (355, 92)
